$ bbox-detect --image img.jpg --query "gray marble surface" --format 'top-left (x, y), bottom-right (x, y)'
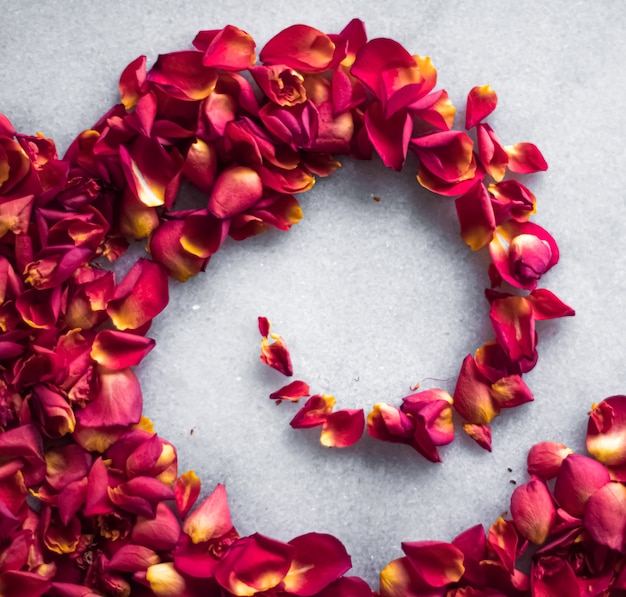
top-left (2, 0), bottom-right (626, 586)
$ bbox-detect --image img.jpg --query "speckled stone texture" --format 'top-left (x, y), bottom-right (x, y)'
top-left (2, 0), bottom-right (626, 585)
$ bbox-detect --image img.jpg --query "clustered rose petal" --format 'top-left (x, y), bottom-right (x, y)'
top-left (0, 19), bottom-right (577, 596)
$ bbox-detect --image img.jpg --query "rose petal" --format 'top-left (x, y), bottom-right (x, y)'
top-left (510, 476), bottom-right (556, 544)
top-left (455, 181), bottom-right (495, 250)
top-left (504, 142), bottom-right (548, 173)
top-left (465, 85), bottom-right (498, 129)
top-left (194, 25), bottom-right (256, 70)
top-left (401, 540), bottom-right (465, 587)
top-left (583, 481), bottom-right (626, 551)
top-left (260, 25), bottom-right (335, 73)
top-left (282, 533), bottom-right (352, 596)
top-left (183, 483), bottom-right (233, 544)
top-left (290, 395), bottom-right (336, 429)
top-left (208, 165), bottom-right (263, 219)
top-left (364, 101), bottom-right (411, 171)
top-left (320, 409), bottom-right (365, 448)
top-left (527, 442), bottom-right (572, 479)
top-left (90, 330), bottom-right (155, 370)
top-left (269, 380), bottom-right (311, 403)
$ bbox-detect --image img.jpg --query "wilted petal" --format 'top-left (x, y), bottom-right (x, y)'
top-left (527, 442), bottom-right (572, 479)
top-left (269, 380), bottom-right (310, 403)
top-left (260, 334), bottom-right (293, 377)
top-left (465, 85), bottom-right (498, 129)
top-left (30, 384), bottom-right (76, 438)
top-left (282, 533), bottom-right (352, 596)
top-left (320, 409), bottom-right (365, 448)
top-left (194, 25), bottom-right (256, 70)
top-left (290, 395), bottom-right (336, 429)
top-left (583, 481), bottom-right (626, 551)
top-left (214, 533), bottom-right (294, 596)
top-left (490, 375), bottom-right (533, 409)
top-left (0, 424), bottom-right (45, 486)
top-left (0, 194), bottom-right (34, 238)
top-left (148, 50), bottom-right (218, 100)
top-left (258, 316), bottom-right (271, 337)
top-left (0, 570), bottom-right (51, 597)
top-left (260, 25), bottom-right (335, 73)
top-left (463, 424), bottom-right (492, 452)
top-left (488, 180), bottom-right (536, 224)
top-left (455, 181), bottom-right (495, 250)
top-left (175, 470), bottom-right (201, 518)
top-left (553, 453), bottom-right (610, 517)
top-left (486, 517), bottom-right (519, 574)
top-left (107, 258), bottom-right (169, 330)
top-left (90, 330), bottom-right (155, 370)
top-left (505, 142), bottom-right (548, 173)
top-left (250, 65), bottom-right (307, 106)
top-left (108, 475), bottom-right (174, 517)
top-left (208, 165), bottom-right (263, 219)
top-left (401, 540), bottom-right (465, 587)
top-left (510, 476), bottom-right (556, 544)
top-left (183, 483), bottom-right (232, 544)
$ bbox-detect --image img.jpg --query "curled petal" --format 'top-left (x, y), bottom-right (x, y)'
top-left (465, 85), bottom-right (498, 129)
top-left (269, 380), bottom-right (310, 403)
top-left (260, 334), bottom-right (293, 377)
top-left (367, 403), bottom-right (415, 444)
top-left (583, 481), bottom-right (626, 551)
top-left (463, 423), bottom-right (492, 452)
top-left (490, 375), bottom-right (533, 409)
top-left (181, 210), bottom-right (229, 259)
top-left (411, 131), bottom-right (475, 183)
top-left (260, 25), bottom-right (335, 73)
top-left (553, 453), bottom-right (610, 517)
top-left (282, 533), bottom-right (352, 596)
top-left (107, 258), bottom-right (169, 330)
top-left (90, 330), bottom-right (155, 370)
top-left (250, 65), bottom-right (307, 106)
top-left (489, 221), bottom-right (559, 290)
top-left (194, 25), bottom-right (256, 70)
top-left (208, 165), bottom-right (263, 219)
top-left (175, 470), bottom-right (201, 518)
top-left (527, 442), bottom-right (572, 479)
top-left (488, 180), bottom-right (536, 224)
top-left (476, 124), bottom-right (508, 182)
top-left (489, 295), bottom-right (535, 363)
top-left (401, 540), bottom-right (465, 587)
top-left (455, 181), bottom-right (495, 250)
top-left (510, 476), bottom-right (556, 544)
top-left (214, 533), bottom-right (294, 596)
top-left (120, 136), bottom-right (183, 208)
top-left (290, 395), bottom-right (336, 429)
top-left (504, 142), bottom-right (548, 174)
top-left (183, 483), bottom-right (232, 544)
top-left (258, 316), bottom-right (271, 337)
top-left (320, 409), bottom-right (365, 448)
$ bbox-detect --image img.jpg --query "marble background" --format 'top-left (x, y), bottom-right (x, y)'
top-left (2, 0), bottom-right (626, 586)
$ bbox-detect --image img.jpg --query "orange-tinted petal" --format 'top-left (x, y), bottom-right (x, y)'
top-left (290, 395), bottom-right (336, 429)
top-left (260, 334), bottom-right (294, 377)
top-left (320, 409), bottom-right (365, 448)
top-left (269, 380), bottom-right (310, 403)
top-left (90, 330), bottom-right (155, 370)
top-left (119, 55), bottom-right (147, 110)
top-left (504, 142), bottom-right (548, 173)
top-left (194, 25), bottom-right (256, 70)
top-left (183, 483), bottom-right (232, 544)
top-left (401, 540), bottom-right (465, 587)
top-left (455, 181), bottom-right (495, 250)
top-left (208, 165), bottom-right (263, 219)
top-left (174, 470), bottom-right (201, 519)
top-left (148, 50), bottom-right (218, 101)
top-left (465, 85), bottom-right (498, 129)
